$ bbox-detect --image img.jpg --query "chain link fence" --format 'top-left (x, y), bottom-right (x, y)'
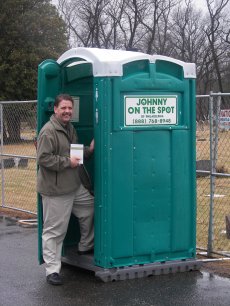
top-left (0, 101), bottom-right (37, 214)
top-left (0, 95), bottom-right (230, 257)
top-left (196, 93), bottom-right (230, 258)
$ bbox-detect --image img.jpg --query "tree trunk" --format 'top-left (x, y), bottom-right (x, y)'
top-left (5, 113), bottom-right (21, 143)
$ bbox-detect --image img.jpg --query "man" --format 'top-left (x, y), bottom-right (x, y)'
top-left (37, 94), bottom-right (94, 286)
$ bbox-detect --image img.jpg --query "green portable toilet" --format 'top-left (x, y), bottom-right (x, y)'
top-left (37, 48), bottom-right (201, 281)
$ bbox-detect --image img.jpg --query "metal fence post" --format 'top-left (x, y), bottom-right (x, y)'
top-left (0, 103), bottom-right (5, 208)
top-left (213, 94), bottom-right (221, 164)
top-left (207, 92), bottom-right (215, 256)
top-left (207, 92), bottom-right (222, 256)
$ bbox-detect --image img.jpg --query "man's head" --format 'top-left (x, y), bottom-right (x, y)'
top-left (54, 94), bottom-right (74, 125)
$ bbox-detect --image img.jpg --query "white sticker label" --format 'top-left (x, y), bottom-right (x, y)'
top-left (71, 97), bottom-right (80, 122)
top-left (125, 95), bottom-right (177, 126)
top-left (219, 109), bottom-right (230, 130)
top-left (70, 144), bottom-right (84, 164)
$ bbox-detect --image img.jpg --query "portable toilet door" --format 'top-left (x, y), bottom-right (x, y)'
top-left (37, 52), bottom-right (95, 264)
top-left (37, 48), bottom-right (201, 282)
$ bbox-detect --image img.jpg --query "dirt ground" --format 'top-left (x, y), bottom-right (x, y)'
top-left (1, 207), bottom-right (230, 279)
top-left (0, 207), bottom-right (36, 220)
top-left (201, 260), bottom-right (230, 278)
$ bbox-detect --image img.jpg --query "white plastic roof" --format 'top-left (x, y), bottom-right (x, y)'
top-left (57, 47), bottom-right (196, 78)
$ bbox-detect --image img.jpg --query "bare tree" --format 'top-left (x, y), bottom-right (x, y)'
top-left (57, 0), bottom-right (109, 47)
top-left (100, 0), bottom-right (125, 49)
top-left (57, 0), bottom-right (78, 45)
top-left (57, 0), bottom-right (148, 51)
top-left (117, 0), bottom-right (145, 50)
top-left (138, 0), bottom-right (178, 54)
top-left (154, 4), bottom-right (174, 55)
top-left (170, 0), bottom-right (205, 61)
top-left (55, 0), bottom-right (230, 96)
top-left (168, 0), bottom-right (221, 95)
top-left (204, 0), bottom-right (230, 93)
top-left (56, 0), bottom-right (178, 52)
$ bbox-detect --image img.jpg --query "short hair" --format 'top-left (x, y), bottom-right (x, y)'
top-left (54, 94), bottom-right (74, 107)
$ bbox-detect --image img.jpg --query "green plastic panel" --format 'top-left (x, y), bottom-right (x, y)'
top-left (93, 60), bottom-right (196, 268)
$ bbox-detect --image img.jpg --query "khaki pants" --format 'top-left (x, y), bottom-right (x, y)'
top-left (42, 184), bottom-right (94, 276)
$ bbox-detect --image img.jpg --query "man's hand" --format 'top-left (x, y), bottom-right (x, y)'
top-left (70, 157), bottom-right (81, 168)
top-left (89, 139), bottom-right (94, 153)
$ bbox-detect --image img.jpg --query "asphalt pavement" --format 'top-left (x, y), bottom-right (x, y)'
top-left (1, 215), bottom-right (230, 306)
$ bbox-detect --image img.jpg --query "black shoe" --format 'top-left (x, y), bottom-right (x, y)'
top-left (46, 273), bottom-right (63, 285)
top-left (77, 248), bottom-right (94, 255)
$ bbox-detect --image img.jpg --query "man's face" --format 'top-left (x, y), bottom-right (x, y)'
top-left (54, 99), bottom-right (73, 125)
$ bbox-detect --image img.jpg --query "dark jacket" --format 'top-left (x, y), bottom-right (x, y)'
top-left (37, 115), bottom-right (92, 196)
